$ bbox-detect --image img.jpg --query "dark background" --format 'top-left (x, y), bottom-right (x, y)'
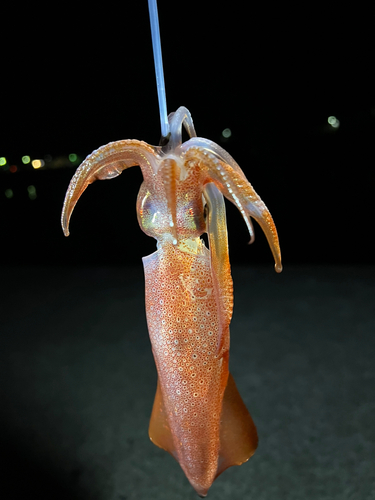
top-left (1, 3), bottom-right (374, 500)
top-left (2, 3), bottom-right (374, 266)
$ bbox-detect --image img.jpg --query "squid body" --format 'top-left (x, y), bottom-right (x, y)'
top-left (61, 107), bottom-right (282, 497)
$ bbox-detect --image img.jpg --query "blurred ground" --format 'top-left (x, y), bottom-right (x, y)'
top-left (1, 264), bottom-right (374, 499)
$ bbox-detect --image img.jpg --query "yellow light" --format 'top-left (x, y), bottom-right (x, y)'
top-left (328, 116), bottom-right (340, 128)
top-left (22, 155), bottom-right (31, 164)
top-left (0, 157), bottom-right (6, 166)
top-left (32, 159), bottom-right (45, 169)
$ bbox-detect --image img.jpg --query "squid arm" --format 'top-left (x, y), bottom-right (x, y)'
top-left (61, 140), bottom-right (160, 236)
top-left (203, 183), bottom-right (233, 354)
top-left (180, 142), bottom-right (282, 273)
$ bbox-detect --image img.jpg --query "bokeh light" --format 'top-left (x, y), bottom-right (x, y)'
top-left (32, 159), bottom-right (45, 169)
top-left (22, 155), bottom-right (31, 164)
top-left (27, 185), bottom-right (37, 200)
top-left (328, 116), bottom-right (340, 129)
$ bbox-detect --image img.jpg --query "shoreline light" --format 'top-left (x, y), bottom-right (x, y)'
top-left (32, 159), bottom-right (45, 169)
top-left (328, 116), bottom-right (340, 129)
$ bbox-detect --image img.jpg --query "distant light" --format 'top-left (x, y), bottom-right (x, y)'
top-left (22, 155), bottom-right (31, 164)
top-left (27, 185), bottom-right (37, 200)
top-left (0, 157), bottom-right (6, 166)
top-left (328, 116), bottom-right (340, 128)
top-left (5, 189), bottom-right (13, 199)
top-left (222, 128), bottom-right (232, 139)
top-left (44, 154), bottom-right (52, 163)
top-left (9, 165), bottom-right (18, 173)
top-left (69, 153), bottom-right (77, 162)
top-left (32, 159), bottom-right (45, 169)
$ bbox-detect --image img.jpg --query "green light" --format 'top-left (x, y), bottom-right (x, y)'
top-left (222, 128), bottom-right (232, 138)
top-left (22, 155), bottom-right (31, 164)
top-left (328, 116), bottom-right (340, 128)
top-left (0, 157), bottom-right (6, 166)
top-left (27, 185), bottom-right (37, 200)
top-left (5, 189), bottom-right (13, 199)
top-left (69, 153), bottom-right (77, 162)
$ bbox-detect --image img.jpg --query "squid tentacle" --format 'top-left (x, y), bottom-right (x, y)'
top-left (61, 139), bottom-right (160, 236)
top-left (166, 106), bottom-right (197, 152)
top-left (179, 138), bottom-right (255, 243)
top-left (158, 158), bottom-right (180, 244)
top-left (185, 145), bottom-right (282, 273)
top-left (203, 182), bottom-right (233, 354)
top-left (182, 136), bottom-right (248, 179)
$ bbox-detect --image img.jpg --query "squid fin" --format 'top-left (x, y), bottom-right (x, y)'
top-left (216, 373), bottom-right (258, 478)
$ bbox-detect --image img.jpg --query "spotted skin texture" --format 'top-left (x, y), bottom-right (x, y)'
top-left (61, 107), bottom-right (282, 497)
top-left (144, 242), bottom-right (228, 494)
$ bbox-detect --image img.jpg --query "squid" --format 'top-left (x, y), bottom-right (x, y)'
top-left (61, 106), bottom-right (282, 497)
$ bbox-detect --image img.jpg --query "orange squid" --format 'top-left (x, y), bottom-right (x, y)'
top-left (61, 106), bottom-right (282, 497)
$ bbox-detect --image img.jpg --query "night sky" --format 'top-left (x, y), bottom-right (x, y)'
top-left (2, 3), bottom-right (374, 266)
